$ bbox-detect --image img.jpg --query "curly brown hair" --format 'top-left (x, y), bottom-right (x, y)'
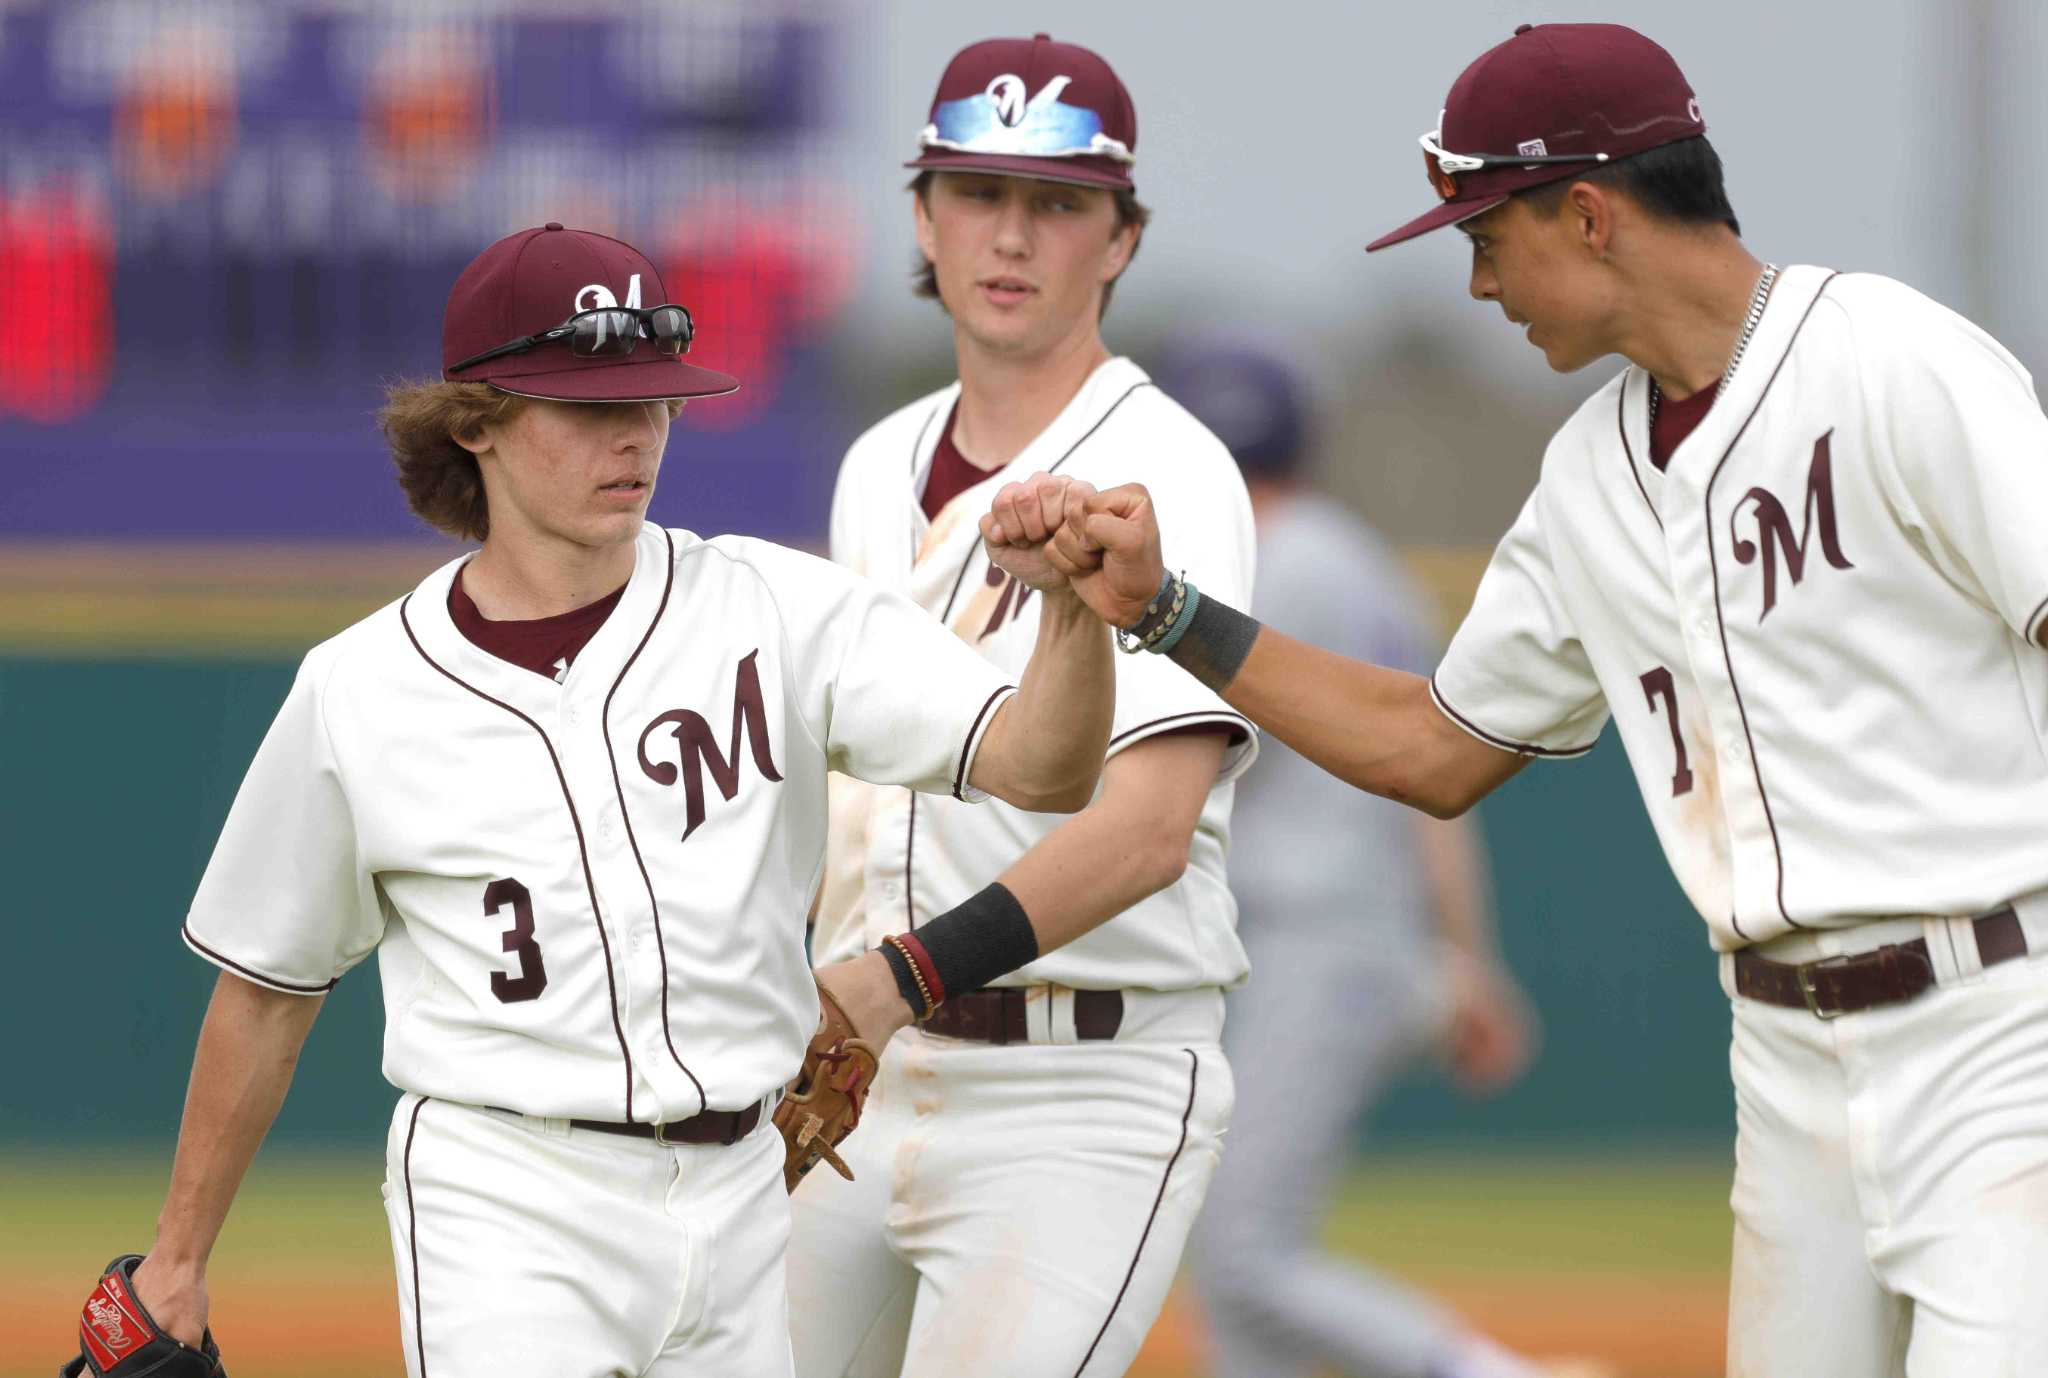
top-left (907, 170), bottom-right (1150, 320)
top-left (377, 381), bottom-right (683, 541)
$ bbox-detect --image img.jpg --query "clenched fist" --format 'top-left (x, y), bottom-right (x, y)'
top-left (980, 472), bottom-right (1096, 592)
top-left (1043, 482), bottom-right (1170, 630)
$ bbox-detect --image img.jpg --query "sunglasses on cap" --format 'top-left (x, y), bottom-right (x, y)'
top-left (448, 304), bottom-right (695, 376)
top-left (919, 89), bottom-right (1133, 164)
top-left (1418, 120), bottom-right (1610, 201)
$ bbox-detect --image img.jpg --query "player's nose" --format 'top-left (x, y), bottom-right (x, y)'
top-left (616, 401), bottom-right (664, 451)
top-left (992, 190), bottom-right (1032, 256)
top-left (1468, 251), bottom-right (1499, 302)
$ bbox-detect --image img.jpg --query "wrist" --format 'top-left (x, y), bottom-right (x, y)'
top-left (1037, 584), bottom-right (1091, 623)
top-left (143, 1241), bottom-right (209, 1275)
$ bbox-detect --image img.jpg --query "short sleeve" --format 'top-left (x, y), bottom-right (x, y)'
top-left (182, 657), bottom-right (386, 993)
top-left (1865, 308), bottom-right (2048, 647)
top-left (1431, 489), bottom-right (1610, 757)
top-left (755, 543), bottom-right (1016, 800)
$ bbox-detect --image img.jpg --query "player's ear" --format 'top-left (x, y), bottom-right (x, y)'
top-left (1567, 181), bottom-right (1615, 261)
top-left (912, 184), bottom-right (939, 271)
top-left (450, 423), bottom-right (493, 458)
top-left (1103, 219), bottom-right (1138, 283)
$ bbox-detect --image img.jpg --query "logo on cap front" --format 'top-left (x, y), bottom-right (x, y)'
top-left (1516, 138), bottom-right (1548, 158)
top-left (921, 71), bottom-right (1132, 165)
top-left (577, 273), bottom-right (642, 313)
top-left (987, 73), bottom-right (1070, 129)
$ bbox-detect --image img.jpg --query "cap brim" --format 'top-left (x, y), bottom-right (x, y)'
top-left (1365, 194), bottom-right (1508, 253)
top-left (471, 355), bottom-right (741, 403)
top-left (905, 149), bottom-right (1132, 190)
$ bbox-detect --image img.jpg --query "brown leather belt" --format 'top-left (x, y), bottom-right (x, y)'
top-left (557, 1102), bottom-right (762, 1146)
top-left (1733, 906), bottom-right (2027, 1019)
top-left (921, 987), bottom-right (1125, 1044)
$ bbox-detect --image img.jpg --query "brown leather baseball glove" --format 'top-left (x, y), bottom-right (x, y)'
top-left (60, 1254), bottom-right (225, 1377)
top-left (774, 976), bottom-right (880, 1192)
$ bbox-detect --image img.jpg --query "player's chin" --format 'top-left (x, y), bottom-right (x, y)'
top-left (1533, 335), bottom-right (1601, 374)
top-left (581, 501), bottom-right (652, 542)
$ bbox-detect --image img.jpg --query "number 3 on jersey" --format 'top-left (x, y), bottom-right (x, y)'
top-left (1639, 666), bottom-right (1694, 798)
top-left (483, 877), bottom-right (549, 1003)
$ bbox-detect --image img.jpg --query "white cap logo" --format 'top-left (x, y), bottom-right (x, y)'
top-left (1687, 97), bottom-right (1702, 123)
top-left (575, 273), bottom-right (642, 313)
top-left (985, 72), bottom-right (1072, 129)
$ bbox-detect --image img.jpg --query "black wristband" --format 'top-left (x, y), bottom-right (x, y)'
top-left (1165, 593), bottom-right (1262, 692)
top-left (910, 882), bottom-right (1041, 1000)
top-left (877, 938), bottom-right (926, 1016)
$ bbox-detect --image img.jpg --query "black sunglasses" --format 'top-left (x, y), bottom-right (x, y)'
top-left (448, 304), bottom-right (695, 375)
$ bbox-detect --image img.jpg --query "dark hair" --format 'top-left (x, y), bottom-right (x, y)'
top-left (907, 169), bottom-right (1151, 319)
top-left (378, 380), bottom-right (682, 541)
top-left (1523, 135), bottom-right (1740, 236)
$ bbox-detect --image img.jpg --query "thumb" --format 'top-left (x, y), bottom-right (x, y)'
top-left (1083, 510), bottom-right (1147, 552)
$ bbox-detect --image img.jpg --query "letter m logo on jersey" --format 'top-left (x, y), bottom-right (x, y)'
top-left (1729, 429), bottom-right (1855, 622)
top-left (636, 650), bottom-right (785, 842)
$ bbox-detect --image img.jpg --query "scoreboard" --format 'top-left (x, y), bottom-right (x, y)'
top-left (0, 1), bottom-right (856, 542)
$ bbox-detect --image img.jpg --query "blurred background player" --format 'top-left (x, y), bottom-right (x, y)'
top-left (1160, 343), bottom-right (1556, 1378)
top-left (788, 33), bottom-right (1257, 1378)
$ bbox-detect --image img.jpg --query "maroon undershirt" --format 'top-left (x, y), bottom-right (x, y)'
top-left (921, 404), bottom-right (1002, 520)
top-left (1649, 380), bottom-right (1719, 472)
top-left (449, 567), bottom-right (626, 683)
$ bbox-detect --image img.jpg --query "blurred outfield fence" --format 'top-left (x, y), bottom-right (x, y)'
top-left (3, 648), bottom-right (1732, 1147)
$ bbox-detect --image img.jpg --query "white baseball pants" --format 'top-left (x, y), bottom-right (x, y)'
top-left (381, 1095), bottom-right (794, 1378)
top-left (1723, 903), bottom-right (2048, 1378)
top-left (785, 993), bottom-right (1233, 1378)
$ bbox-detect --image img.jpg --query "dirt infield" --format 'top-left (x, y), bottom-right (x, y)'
top-left (13, 1267), bottom-right (1726, 1378)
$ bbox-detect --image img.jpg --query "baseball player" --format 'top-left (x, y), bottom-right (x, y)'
top-left (785, 34), bottom-right (1256, 1378)
top-left (64, 223), bottom-right (1124, 1378)
top-left (1158, 344), bottom-right (1557, 1378)
top-left (996, 23), bottom-right (2048, 1378)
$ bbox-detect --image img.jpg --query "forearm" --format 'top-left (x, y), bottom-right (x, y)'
top-left (152, 972), bottom-right (323, 1266)
top-left (991, 797), bottom-right (1188, 955)
top-left (1176, 608), bottom-right (1519, 817)
top-left (972, 589), bottom-right (1115, 811)
top-left (826, 736), bottom-right (1220, 1041)
top-left (1416, 811), bottom-right (1501, 960)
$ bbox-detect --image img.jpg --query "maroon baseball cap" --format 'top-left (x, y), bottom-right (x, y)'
top-left (906, 33), bottom-right (1136, 190)
top-left (441, 224), bottom-right (740, 402)
top-left (1367, 23), bottom-right (1706, 252)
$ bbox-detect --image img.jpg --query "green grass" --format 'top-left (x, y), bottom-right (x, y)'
top-left (8, 1143), bottom-right (1734, 1281)
top-left (7, 1148), bottom-right (393, 1277)
top-left (1321, 1149), bottom-right (1733, 1275)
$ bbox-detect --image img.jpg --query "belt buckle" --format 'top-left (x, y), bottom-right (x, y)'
top-left (1797, 955), bottom-right (1852, 1020)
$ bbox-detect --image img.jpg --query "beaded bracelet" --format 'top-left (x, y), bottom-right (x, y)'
top-left (1114, 570), bottom-right (1186, 654)
top-left (881, 933), bottom-right (936, 1019)
top-left (1151, 581), bottom-right (1203, 655)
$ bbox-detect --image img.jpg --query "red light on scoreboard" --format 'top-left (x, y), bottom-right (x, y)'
top-left (0, 187), bottom-right (115, 425)
top-left (662, 196), bottom-right (856, 431)
top-left (365, 35), bottom-right (495, 203)
top-left (113, 47), bottom-right (238, 200)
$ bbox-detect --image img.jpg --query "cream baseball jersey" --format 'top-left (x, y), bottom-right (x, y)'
top-left (182, 522), bottom-right (1017, 1122)
top-left (817, 357), bottom-right (1259, 989)
top-left (1434, 267), bottom-right (2048, 950)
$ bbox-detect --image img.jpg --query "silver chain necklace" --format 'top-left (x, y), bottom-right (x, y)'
top-left (1648, 263), bottom-right (1778, 426)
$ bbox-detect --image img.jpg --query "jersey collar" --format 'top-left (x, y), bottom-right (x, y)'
top-left (402, 523), bottom-right (674, 723)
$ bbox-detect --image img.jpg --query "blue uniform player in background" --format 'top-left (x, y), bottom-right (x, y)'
top-left (1163, 345), bottom-right (1597, 1378)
